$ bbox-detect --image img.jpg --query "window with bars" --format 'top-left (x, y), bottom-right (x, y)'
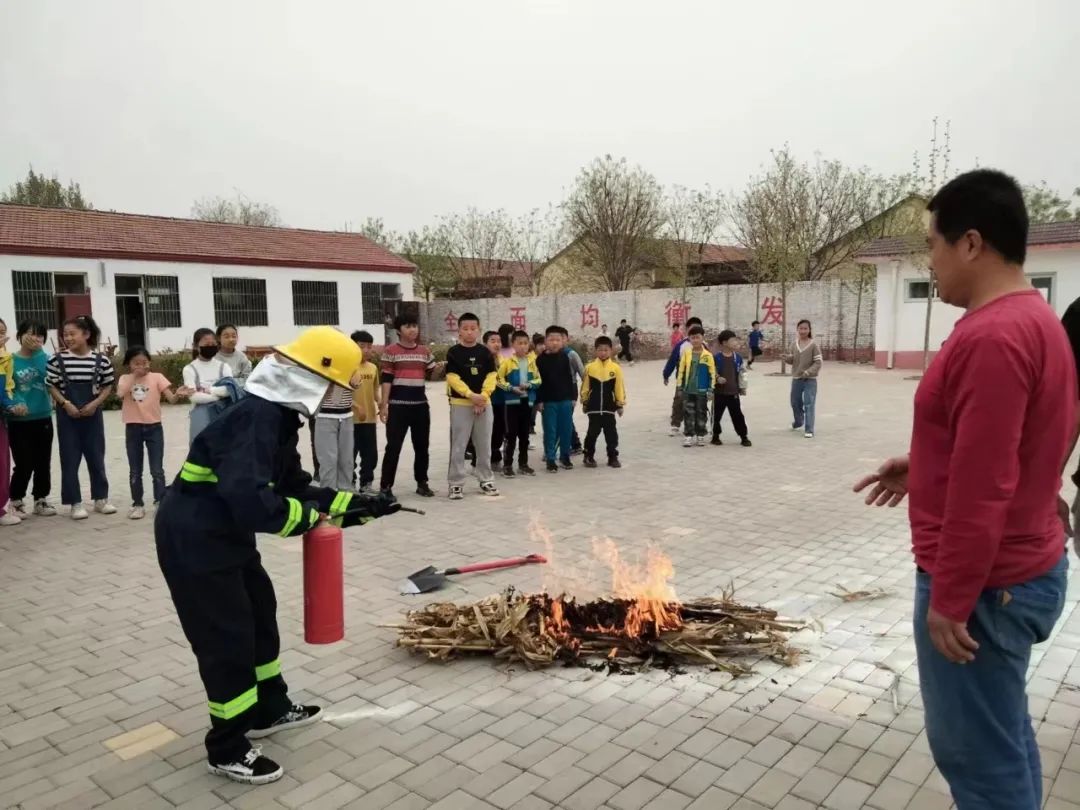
top-left (12, 271), bottom-right (56, 327)
top-left (360, 282), bottom-right (402, 323)
top-left (212, 277), bottom-right (268, 326)
top-left (143, 275), bottom-right (182, 328)
top-left (291, 280), bottom-right (339, 326)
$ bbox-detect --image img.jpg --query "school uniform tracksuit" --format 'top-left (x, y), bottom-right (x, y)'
top-left (580, 358), bottom-right (626, 462)
top-left (445, 344), bottom-right (498, 486)
top-left (663, 339), bottom-right (691, 428)
top-left (494, 354), bottom-right (541, 469)
top-left (677, 349), bottom-right (716, 437)
top-left (352, 360), bottom-right (380, 490)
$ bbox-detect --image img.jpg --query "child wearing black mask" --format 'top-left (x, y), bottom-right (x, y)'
top-left (184, 327), bottom-right (232, 445)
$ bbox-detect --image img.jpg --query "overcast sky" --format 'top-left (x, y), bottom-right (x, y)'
top-left (2, 0), bottom-right (1077, 234)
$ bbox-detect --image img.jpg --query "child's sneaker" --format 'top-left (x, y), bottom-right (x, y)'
top-left (695, 436), bottom-right (707, 447)
top-left (502, 465), bottom-right (516, 478)
top-left (70, 503), bottom-right (89, 520)
top-left (669, 426), bottom-right (681, 436)
top-left (792, 422), bottom-right (803, 431)
top-left (546, 461), bottom-right (558, 473)
top-left (248, 704), bottom-right (322, 739)
top-left (683, 436), bottom-right (694, 448)
top-left (207, 745), bottom-right (283, 785)
top-left (128, 506), bottom-right (146, 520)
top-left (583, 456), bottom-right (597, 468)
top-left (479, 481), bottom-right (500, 497)
top-left (415, 484), bottom-right (435, 498)
top-left (0, 512), bottom-right (21, 526)
top-left (710, 436), bottom-right (722, 446)
top-left (559, 458), bottom-right (574, 470)
top-left (9, 500), bottom-right (28, 519)
top-left (448, 485), bottom-right (465, 500)
top-left (94, 500), bottom-right (117, 515)
top-left (607, 458), bottom-right (622, 469)
top-left (33, 500), bottom-right (57, 517)
top-left (804, 432), bottom-right (814, 439)
top-left (518, 464), bottom-right (536, 476)
top-left (381, 488), bottom-right (398, 503)
top-left (741, 437), bottom-right (753, 447)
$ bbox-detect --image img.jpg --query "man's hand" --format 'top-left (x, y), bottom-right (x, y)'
top-left (927, 607), bottom-right (978, 663)
top-left (663, 378), bottom-right (669, 387)
top-left (853, 455), bottom-right (909, 507)
top-left (338, 491), bottom-right (403, 527)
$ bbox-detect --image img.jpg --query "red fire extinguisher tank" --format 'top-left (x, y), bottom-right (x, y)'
top-left (303, 522), bottom-right (345, 644)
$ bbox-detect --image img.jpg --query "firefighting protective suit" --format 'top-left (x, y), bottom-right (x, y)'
top-left (155, 338), bottom-right (396, 764)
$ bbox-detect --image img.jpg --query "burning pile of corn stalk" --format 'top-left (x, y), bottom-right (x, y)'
top-left (387, 588), bottom-right (805, 674)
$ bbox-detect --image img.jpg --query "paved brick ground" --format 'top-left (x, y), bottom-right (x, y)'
top-left (1, 360), bottom-right (1078, 810)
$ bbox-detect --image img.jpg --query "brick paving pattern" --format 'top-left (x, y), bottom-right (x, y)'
top-left (0, 361), bottom-right (1077, 809)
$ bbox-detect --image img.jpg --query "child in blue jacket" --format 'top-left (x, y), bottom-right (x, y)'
top-left (495, 330), bottom-right (541, 476)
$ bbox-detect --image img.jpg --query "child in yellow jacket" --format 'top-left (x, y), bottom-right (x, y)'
top-left (676, 325), bottom-right (715, 446)
top-left (580, 336), bottom-right (627, 468)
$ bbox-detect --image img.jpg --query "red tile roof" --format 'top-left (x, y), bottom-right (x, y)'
top-left (0, 205), bottom-right (415, 273)
top-left (450, 257), bottom-right (540, 286)
top-left (858, 220), bottom-right (1080, 259)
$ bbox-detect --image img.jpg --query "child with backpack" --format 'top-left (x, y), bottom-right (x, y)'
top-left (117, 347), bottom-right (193, 519)
top-left (46, 315), bottom-right (116, 520)
top-left (184, 328), bottom-right (233, 445)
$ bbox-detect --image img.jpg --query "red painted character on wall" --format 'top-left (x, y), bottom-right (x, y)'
top-left (580, 304), bottom-right (600, 330)
top-left (760, 296), bottom-right (784, 326)
top-left (444, 311), bottom-right (458, 332)
top-left (665, 300), bottom-right (691, 328)
top-left (509, 306), bottom-right (527, 331)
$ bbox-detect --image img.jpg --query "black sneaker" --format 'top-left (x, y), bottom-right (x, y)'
top-left (741, 437), bottom-right (753, 447)
top-left (519, 464), bottom-right (536, 476)
top-left (479, 481), bottom-right (500, 496)
top-left (583, 456), bottom-right (597, 468)
top-left (502, 465), bottom-right (516, 478)
top-left (415, 483), bottom-right (435, 498)
top-left (380, 488), bottom-right (397, 504)
top-left (710, 436), bottom-right (723, 446)
top-left (546, 461), bottom-right (558, 473)
top-left (559, 458), bottom-right (574, 470)
top-left (570, 447), bottom-right (583, 457)
top-left (607, 458), bottom-right (622, 469)
top-left (207, 746), bottom-right (283, 785)
top-left (248, 704), bottom-right (322, 739)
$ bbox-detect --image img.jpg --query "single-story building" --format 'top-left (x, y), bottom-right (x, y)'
top-left (859, 220), bottom-right (1080, 369)
top-left (0, 205), bottom-right (416, 355)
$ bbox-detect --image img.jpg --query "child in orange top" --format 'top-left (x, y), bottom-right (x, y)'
top-left (116, 347), bottom-right (191, 519)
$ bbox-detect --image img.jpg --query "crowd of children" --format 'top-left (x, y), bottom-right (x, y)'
top-left (0, 308), bottom-right (821, 525)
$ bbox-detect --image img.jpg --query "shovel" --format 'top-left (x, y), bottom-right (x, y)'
top-left (400, 553), bottom-right (547, 595)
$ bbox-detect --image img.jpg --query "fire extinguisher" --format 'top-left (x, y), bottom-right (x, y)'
top-left (303, 505), bottom-right (424, 645)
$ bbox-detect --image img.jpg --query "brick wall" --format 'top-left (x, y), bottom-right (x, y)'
top-left (420, 278), bottom-right (876, 361)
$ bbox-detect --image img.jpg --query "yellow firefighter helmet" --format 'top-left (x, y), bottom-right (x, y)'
top-left (275, 326), bottom-right (362, 388)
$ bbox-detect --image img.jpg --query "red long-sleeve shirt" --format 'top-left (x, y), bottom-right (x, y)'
top-left (909, 289), bottom-right (1076, 622)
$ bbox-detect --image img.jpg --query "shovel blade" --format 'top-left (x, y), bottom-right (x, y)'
top-left (400, 566), bottom-right (446, 595)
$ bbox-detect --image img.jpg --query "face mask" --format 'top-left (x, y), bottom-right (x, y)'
top-left (245, 354), bottom-right (331, 418)
top-left (199, 345), bottom-right (219, 360)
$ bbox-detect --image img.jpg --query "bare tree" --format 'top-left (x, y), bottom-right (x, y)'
top-left (191, 193), bottom-right (282, 227)
top-left (355, 216), bottom-right (399, 250)
top-left (662, 185), bottom-right (725, 296)
top-left (509, 206), bottom-right (565, 295)
top-left (563, 155), bottom-right (666, 291)
top-left (437, 208), bottom-right (516, 286)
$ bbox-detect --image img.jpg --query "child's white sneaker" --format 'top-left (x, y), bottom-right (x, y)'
top-left (128, 506), bottom-right (146, 520)
top-left (695, 436), bottom-right (706, 447)
top-left (0, 512), bottom-right (21, 526)
top-left (33, 499), bottom-right (57, 517)
top-left (94, 500), bottom-right (117, 515)
top-left (70, 503), bottom-right (89, 520)
top-left (9, 500), bottom-right (28, 519)
top-left (669, 426), bottom-right (681, 437)
top-left (682, 436), bottom-right (694, 447)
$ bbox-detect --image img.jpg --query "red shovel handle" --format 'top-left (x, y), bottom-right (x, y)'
top-left (445, 554), bottom-right (547, 576)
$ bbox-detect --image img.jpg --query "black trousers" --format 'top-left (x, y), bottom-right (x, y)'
top-left (353, 423), bottom-right (378, 487)
top-left (584, 413), bottom-right (619, 459)
top-left (491, 408), bottom-right (506, 465)
top-left (502, 402), bottom-right (531, 466)
top-left (380, 404), bottom-right (430, 489)
top-left (9, 417), bottom-right (53, 501)
top-left (157, 537), bottom-right (290, 763)
top-left (713, 393), bottom-right (748, 438)
top-left (618, 343), bottom-right (632, 362)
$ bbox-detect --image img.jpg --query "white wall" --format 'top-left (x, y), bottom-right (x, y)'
top-left (872, 246), bottom-right (1080, 368)
top-left (0, 254), bottom-right (414, 353)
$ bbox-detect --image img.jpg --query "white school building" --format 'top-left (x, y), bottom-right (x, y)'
top-left (860, 221), bottom-right (1080, 369)
top-left (0, 205), bottom-right (416, 354)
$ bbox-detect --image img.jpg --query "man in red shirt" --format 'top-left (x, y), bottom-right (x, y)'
top-left (855, 169), bottom-right (1075, 810)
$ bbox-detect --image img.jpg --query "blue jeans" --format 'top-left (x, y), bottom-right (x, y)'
top-left (790, 378), bottom-right (817, 433)
top-left (541, 400), bottom-right (574, 463)
top-left (126, 423), bottom-right (166, 507)
top-left (914, 553), bottom-right (1067, 810)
